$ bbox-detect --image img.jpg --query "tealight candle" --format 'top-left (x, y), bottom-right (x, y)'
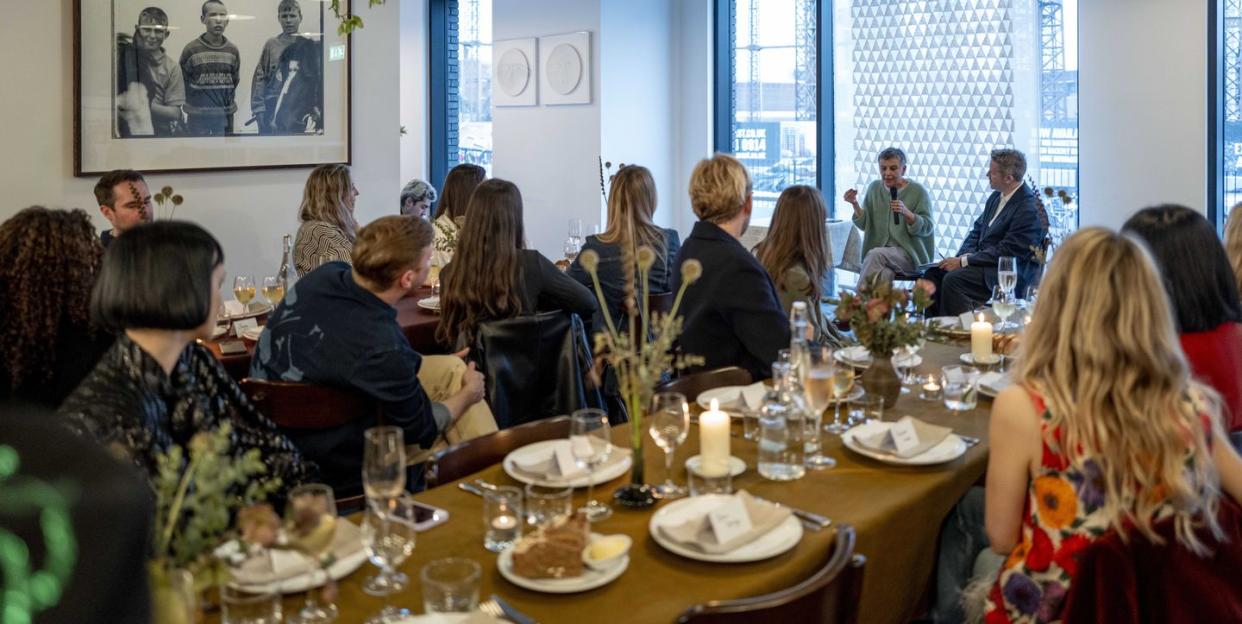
top-left (699, 398), bottom-right (731, 477)
top-left (970, 314), bottom-right (993, 363)
top-left (491, 514), bottom-right (517, 530)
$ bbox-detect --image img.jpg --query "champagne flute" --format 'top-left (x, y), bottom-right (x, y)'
top-left (568, 218), bottom-right (583, 245)
top-left (262, 276), bottom-right (285, 306)
top-left (991, 285), bottom-right (1017, 334)
top-left (284, 484), bottom-right (339, 624)
top-left (798, 345), bottom-right (837, 469)
top-left (570, 408), bottom-right (612, 522)
top-left (360, 497), bottom-right (417, 624)
top-left (233, 275), bottom-right (256, 309)
top-left (362, 426), bottom-right (407, 597)
top-left (997, 256), bottom-right (1018, 298)
top-left (648, 392), bottom-right (690, 499)
top-left (824, 364), bottom-right (855, 435)
top-left (564, 237), bottom-right (581, 263)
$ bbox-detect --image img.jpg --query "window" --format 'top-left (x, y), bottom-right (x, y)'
top-left (1216, 0), bottom-right (1241, 227)
top-left (430, 0), bottom-right (492, 191)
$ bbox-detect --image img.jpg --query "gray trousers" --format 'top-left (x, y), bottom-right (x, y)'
top-left (860, 246), bottom-right (916, 286)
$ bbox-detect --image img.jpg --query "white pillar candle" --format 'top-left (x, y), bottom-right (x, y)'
top-left (699, 398), bottom-right (731, 477)
top-left (971, 315), bottom-right (993, 363)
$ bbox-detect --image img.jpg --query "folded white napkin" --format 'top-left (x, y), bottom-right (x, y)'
top-left (230, 519), bottom-right (363, 586)
top-left (856, 416), bottom-right (953, 459)
top-left (738, 382), bottom-right (768, 411)
top-left (978, 371), bottom-right (1011, 395)
top-left (511, 440), bottom-right (630, 483)
top-left (223, 300), bottom-right (245, 316)
top-left (657, 490), bottom-right (792, 554)
top-left (242, 325), bottom-right (265, 341)
top-left (839, 345), bottom-right (870, 362)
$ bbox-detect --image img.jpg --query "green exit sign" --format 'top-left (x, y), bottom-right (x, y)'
top-left (329, 45), bottom-right (346, 62)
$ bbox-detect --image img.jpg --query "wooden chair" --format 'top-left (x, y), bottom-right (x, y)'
top-left (648, 291), bottom-right (675, 316)
top-left (425, 416), bottom-right (573, 488)
top-left (656, 367), bottom-right (753, 403)
top-left (677, 525), bottom-right (865, 624)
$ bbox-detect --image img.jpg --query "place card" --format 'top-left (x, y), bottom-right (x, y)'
top-left (889, 418), bottom-right (921, 454)
top-left (707, 497), bottom-right (753, 544)
top-left (233, 317), bottom-right (259, 338)
top-left (555, 443), bottom-right (582, 476)
top-left (957, 311), bottom-right (974, 330)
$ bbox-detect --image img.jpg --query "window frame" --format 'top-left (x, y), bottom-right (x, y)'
top-left (1211, 0), bottom-right (1225, 230)
top-left (428, 0), bottom-right (459, 198)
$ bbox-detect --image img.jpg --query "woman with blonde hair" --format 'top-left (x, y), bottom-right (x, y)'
top-left (293, 163), bottom-right (359, 275)
top-left (1225, 202), bottom-right (1242, 298)
top-left (754, 185), bottom-right (843, 346)
top-left (567, 165), bottom-right (680, 329)
top-left (962, 227), bottom-right (1242, 622)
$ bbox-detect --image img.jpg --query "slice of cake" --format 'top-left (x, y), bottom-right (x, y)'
top-left (510, 513), bottom-right (588, 579)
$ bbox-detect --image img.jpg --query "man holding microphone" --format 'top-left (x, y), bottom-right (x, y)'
top-left (844, 147), bottom-right (936, 286)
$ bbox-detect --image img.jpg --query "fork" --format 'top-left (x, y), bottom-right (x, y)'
top-left (959, 435), bottom-right (982, 448)
top-left (479, 594), bottom-right (535, 624)
top-left (478, 599), bottom-right (505, 619)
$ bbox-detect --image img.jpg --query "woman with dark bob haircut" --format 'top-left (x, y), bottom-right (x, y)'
top-left (1123, 204), bottom-right (1242, 431)
top-left (58, 221), bottom-right (316, 494)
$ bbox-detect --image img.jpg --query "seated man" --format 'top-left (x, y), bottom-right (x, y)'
top-left (924, 148), bottom-right (1045, 316)
top-left (845, 147), bottom-right (935, 286)
top-left (250, 215), bottom-right (491, 496)
top-left (93, 169), bottom-right (152, 248)
top-left (672, 153), bottom-right (790, 380)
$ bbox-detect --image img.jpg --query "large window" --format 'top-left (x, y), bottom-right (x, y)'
top-left (1218, 0), bottom-right (1242, 226)
top-left (431, 0), bottom-right (492, 190)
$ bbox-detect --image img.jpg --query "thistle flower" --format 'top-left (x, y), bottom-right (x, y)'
top-left (1043, 186), bottom-right (1055, 197)
top-left (580, 249), bottom-right (600, 274)
top-left (171, 195), bottom-right (184, 206)
top-left (680, 259), bottom-right (703, 283)
top-left (636, 246), bottom-right (656, 271)
top-left (162, 186), bottom-right (174, 196)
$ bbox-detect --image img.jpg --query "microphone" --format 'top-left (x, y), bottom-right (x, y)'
top-left (890, 186), bottom-right (900, 225)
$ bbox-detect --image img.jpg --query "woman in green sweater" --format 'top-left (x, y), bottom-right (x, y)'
top-left (845, 147), bottom-right (935, 286)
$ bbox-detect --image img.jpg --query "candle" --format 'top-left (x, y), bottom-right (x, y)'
top-left (699, 398), bottom-right (731, 477)
top-left (970, 314), bottom-right (993, 363)
top-left (491, 514), bottom-right (517, 530)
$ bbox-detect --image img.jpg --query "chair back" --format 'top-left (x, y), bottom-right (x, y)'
top-left (425, 416), bottom-right (573, 488)
top-left (657, 366), bottom-right (753, 403)
top-left (677, 524), bottom-right (865, 624)
top-left (648, 291), bottom-right (675, 316)
top-left (471, 311), bottom-right (605, 429)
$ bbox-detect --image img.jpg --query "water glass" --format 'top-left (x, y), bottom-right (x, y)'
top-left (942, 365), bottom-right (981, 411)
top-left (482, 486), bottom-right (522, 553)
top-left (570, 408), bottom-right (613, 522)
top-left (848, 394), bottom-right (885, 424)
top-left (649, 392), bottom-right (690, 499)
top-left (360, 497), bottom-right (418, 622)
top-left (363, 426), bottom-right (406, 500)
top-left (687, 464), bottom-right (733, 496)
top-left (892, 346), bottom-right (920, 388)
top-left (524, 483), bottom-right (572, 529)
top-left (220, 585), bottom-right (281, 624)
top-left (421, 558), bottom-right (481, 613)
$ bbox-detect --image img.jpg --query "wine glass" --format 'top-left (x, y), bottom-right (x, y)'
top-left (564, 237), bottom-right (581, 263)
top-left (991, 285), bottom-right (1018, 333)
top-left (361, 427), bottom-right (406, 596)
top-left (648, 392), bottom-right (690, 499)
top-left (284, 484), bottom-right (339, 623)
top-left (233, 275), bottom-right (256, 310)
top-left (360, 497), bottom-right (418, 624)
top-left (261, 276), bottom-right (285, 306)
top-left (798, 345), bottom-right (837, 469)
top-left (568, 218), bottom-right (583, 245)
top-left (997, 256), bottom-right (1018, 298)
top-left (824, 363), bottom-right (855, 435)
top-left (570, 408), bottom-right (612, 522)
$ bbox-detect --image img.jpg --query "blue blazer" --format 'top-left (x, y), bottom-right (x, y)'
top-left (955, 184), bottom-right (1046, 293)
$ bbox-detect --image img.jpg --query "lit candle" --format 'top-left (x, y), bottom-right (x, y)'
top-left (491, 514), bottom-right (517, 530)
top-left (699, 398), bottom-right (731, 477)
top-left (970, 313), bottom-right (993, 363)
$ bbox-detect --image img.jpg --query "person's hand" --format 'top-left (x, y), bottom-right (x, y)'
top-left (890, 200), bottom-right (909, 218)
top-left (843, 188), bottom-right (859, 205)
top-left (938, 256), bottom-right (963, 271)
top-left (460, 362), bottom-right (485, 405)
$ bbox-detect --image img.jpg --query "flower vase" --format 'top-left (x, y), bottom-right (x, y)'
top-left (612, 401), bottom-right (657, 509)
top-left (150, 565), bottom-right (199, 624)
top-left (862, 356), bottom-right (902, 409)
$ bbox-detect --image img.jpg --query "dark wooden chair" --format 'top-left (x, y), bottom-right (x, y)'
top-left (425, 416), bottom-right (573, 488)
top-left (656, 367), bottom-right (753, 403)
top-left (648, 291), bottom-right (676, 316)
top-left (677, 525), bottom-right (865, 624)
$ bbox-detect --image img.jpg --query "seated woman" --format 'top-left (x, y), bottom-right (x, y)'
top-left (672, 153), bottom-right (790, 380)
top-left (437, 179), bottom-right (598, 350)
top-left (431, 163), bottom-right (486, 272)
top-left (940, 228), bottom-right (1242, 623)
top-left (1123, 205), bottom-right (1242, 432)
top-left (0, 207), bottom-right (114, 407)
top-left (399, 178), bottom-right (437, 219)
top-left (844, 147), bottom-right (935, 285)
top-left (58, 221), bottom-right (315, 495)
top-left (566, 165), bottom-right (680, 331)
top-left (754, 185), bottom-right (844, 347)
top-left (293, 163), bottom-right (359, 275)
top-left (1224, 202), bottom-right (1242, 302)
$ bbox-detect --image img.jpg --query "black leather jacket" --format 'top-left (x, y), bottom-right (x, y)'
top-left (58, 335), bottom-right (317, 497)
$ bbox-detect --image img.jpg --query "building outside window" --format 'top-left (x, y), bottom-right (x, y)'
top-left (458, 0), bottom-right (493, 175)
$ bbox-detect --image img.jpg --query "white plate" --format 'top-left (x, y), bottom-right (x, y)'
top-left (418, 296), bottom-right (441, 311)
top-left (497, 533), bottom-right (628, 593)
top-left (959, 353), bottom-right (1000, 366)
top-left (649, 495), bottom-right (803, 563)
top-left (227, 520), bottom-right (368, 594)
top-left (840, 421), bottom-right (968, 466)
top-left (891, 354), bottom-right (924, 369)
top-left (684, 455), bottom-right (746, 477)
top-left (502, 440), bottom-right (632, 488)
top-left (220, 304), bottom-right (273, 322)
top-left (826, 385), bottom-right (866, 404)
top-left (696, 386), bottom-right (747, 410)
top-left (834, 346), bottom-right (872, 369)
top-left (978, 371), bottom-right (1012, 398)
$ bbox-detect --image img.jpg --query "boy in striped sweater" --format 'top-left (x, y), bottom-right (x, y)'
top-left (180, 0), bottom-right (240, 135)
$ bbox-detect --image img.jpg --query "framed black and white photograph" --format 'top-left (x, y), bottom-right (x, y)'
top-left (74, 0), bottom-right (351, 175)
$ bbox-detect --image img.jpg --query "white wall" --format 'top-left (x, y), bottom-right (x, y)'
top-left (0, 0), bottom-right (404, 282)
top-left (671, 0), bottom-right (714, 235)
top-left (400, 0), bottom-right (429, 187)
top-left (1078, 0), bottom-right (1208, 228)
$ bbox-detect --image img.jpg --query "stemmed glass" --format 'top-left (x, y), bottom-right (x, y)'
top-left (564, 238), bottom-right (581, 263)
top-left (825, 361), bottom-right (856, 435)
top-left (997, 256), bottom-right (1018, 298)
top-left (991, 285), bottom-right (1018, 333)
top-left (798, 345), bottom-right (837, 469)
top-left (570, 408), bottom-right (612, 522)
top-left (360, 497), bottom-right (417, 624)
top-left (284, 484), bottom-right (339, 623)
top-left (362, 426), bottom-right (407, 596)
top-left (568, 218), bottom-right (583, 245)
top-left (233, 275), bottom-right (256, 310)
top-left (262, 276), bottom-right (285, 306)
top-left (648, 392), bottom-right (690, 499)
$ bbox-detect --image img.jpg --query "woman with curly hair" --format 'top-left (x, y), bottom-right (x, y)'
top-left (0, 207), bottom-right (113, 406)
top-left (293, 163), bottom-right (359, 275)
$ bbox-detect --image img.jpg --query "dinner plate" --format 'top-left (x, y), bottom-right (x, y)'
top-left (219, 304), bottom-right (272, 322)
top-left (833, 346), bottom-right (872, 369)
top-left (684, 455), bottom-right (746, 477)
top-left (840, 421), bottom-right (968, 466)
top-left (649, 494), bottom-right (803, 563)
top-left (959, 353), bottom-right (1000, 366)
top-left (497, 533), bottom-right (628, 593)
top-left (418, 296), bottom-right (441, 312)
top-left (978, 371), bottom-right (1012, 398)
top-left (226, 520), bottom-right (368, 594)
top-left (502, 440), bottom-right (632, 488)
top-left (826, 385), bottom-right (866, 404)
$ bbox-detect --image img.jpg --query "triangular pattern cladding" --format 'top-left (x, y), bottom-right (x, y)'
top-left (848, 0), bottom-right (1016, 257)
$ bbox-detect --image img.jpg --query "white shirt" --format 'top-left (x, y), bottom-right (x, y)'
top-left (961, 185), bottom-right (1022, 267)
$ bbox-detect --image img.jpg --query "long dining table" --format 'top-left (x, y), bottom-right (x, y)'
top-left (206, 338), bottom-right (990, 624)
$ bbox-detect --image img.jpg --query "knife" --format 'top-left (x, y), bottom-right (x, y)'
top-left (458, 482), bottom-right (485, 497)
top-left (490, 593), bottom-right (536, 624)
top-left (753, 496), bottom-right (832, 529)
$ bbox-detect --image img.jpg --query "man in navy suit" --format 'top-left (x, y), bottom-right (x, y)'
top-left (925, 148), bottom-right (1045, 315)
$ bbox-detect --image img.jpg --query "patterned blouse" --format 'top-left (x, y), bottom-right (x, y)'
top-left (58, 335), bottom-right (316, 499)
top-left (984, 391), bottom-right (1185, 624)
top-left (294, 219), bottom-right (353, 276)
